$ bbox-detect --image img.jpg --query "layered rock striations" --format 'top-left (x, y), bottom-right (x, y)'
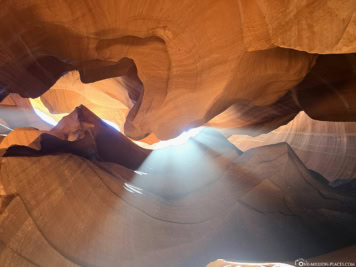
top-left (0, 0), bottom-right (355, 140)
top-left (229, 111), bottom-right (356, 181)
top-left (0, 1), bottom-right (356, 266)
top-left (0, 107), bottom-right (356, 267)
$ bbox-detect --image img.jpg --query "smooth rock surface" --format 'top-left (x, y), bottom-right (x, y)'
top-left (1, 0), bottom-right (355, 140)
top-left (0, 108), bottom-right (355, 266)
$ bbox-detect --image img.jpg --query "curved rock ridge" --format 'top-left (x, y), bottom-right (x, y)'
top-left (0, 106), bottom-right (356, 266)
top-left (1, 105), bottom-right (150, 170)
top-left (206, 91), bottom-right (301, 137)
top-left (37, 71), bottom-right (132, 131)
top-left (295, 54), bottom-right (356, 122)
top-left (228, 111), bottom-right (356, 181)
top-left (0, 0), bottom-right (355, 140)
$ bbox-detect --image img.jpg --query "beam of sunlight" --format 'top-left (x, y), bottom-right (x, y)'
top-left (0, 123), bottom-right (13, 131)
top-left (127, 128), bottom-right (232, 201)
top-left (124, 183), bottom-right (143, 194)
top-left (133, 170), bottom-right (148, 175)
top-left (33, 109), bottom-right (58, 126)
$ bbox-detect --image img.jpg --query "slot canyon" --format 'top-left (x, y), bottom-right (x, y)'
top-left (0, 1), bottom-right (356, 266)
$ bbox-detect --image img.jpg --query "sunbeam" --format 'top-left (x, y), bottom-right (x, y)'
top-left (33, 109), bottom-right (58, 126)
top-left (125, 127), bottom-right (240, 201)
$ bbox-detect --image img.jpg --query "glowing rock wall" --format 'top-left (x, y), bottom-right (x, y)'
top-left (0, 0), bottom-right (355, 140)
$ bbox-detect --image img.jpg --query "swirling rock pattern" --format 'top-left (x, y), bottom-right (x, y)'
top-left (0, 0), bottom-right (355, 140)
top-left (1, 1), bottom-right (356, 266)
top-left (1, 107), bottom-right (356, 266)
top-left (229, 112), bottom-right (356, 181)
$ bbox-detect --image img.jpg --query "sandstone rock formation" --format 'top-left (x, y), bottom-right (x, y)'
top-left (229, 111), bottom-right (356, 181)
top-left (1, 105), bottom-right (150, 170)
top-left (1, 0), bottom-right (356, 266)
top-left (0, 0), bottom-right (355, 140)
top-left (36, 71), bottom-right (132, 131)
top-left (1, 107), bottom-right (356, 267)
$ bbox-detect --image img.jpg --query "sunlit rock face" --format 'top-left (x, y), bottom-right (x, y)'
top-left (33, 71), bottom-right (132, 131)
top-left (0, 0), bottom-right (356, 140)
top-left (1, 0), bottom-right (356, 266)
